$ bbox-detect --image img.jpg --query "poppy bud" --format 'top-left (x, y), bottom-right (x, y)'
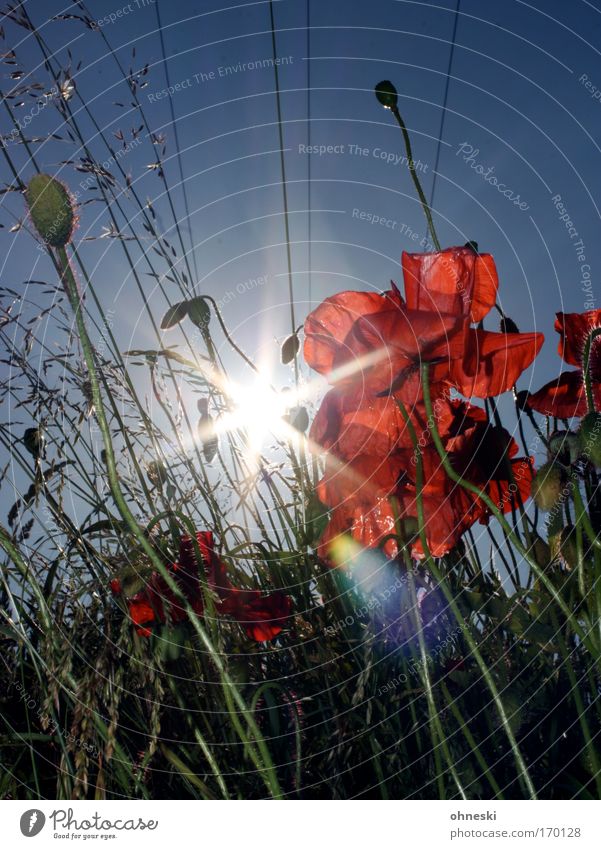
top-left (558, 525), bottom-right (578, 570)
top-left (187, 296), bottom-right (210, 330)
top-left (288, 405), bottom-right (309, 433)
top-left (375, 80), bottom-right (398, 110)
top-left (578, 411), bottom-right (601, 466)
top-left (531, 534), bottom-right (550, 566)
top-left (281, 332), bottom-right (300, 365)
top-left (548, 430), bottom-right (580, 465)
top-left (23, 426), bottom-right (44, 459)
top-left (147, 459), bottom-right (167, 488)
top-left (25, 173), bottom-right (75, 248)
top-left (500, 316), bottom-right (520, 334)
top-left (160, 301), bottom-right (188, 329)
top-left (531, 461), bottom-right (564, 511)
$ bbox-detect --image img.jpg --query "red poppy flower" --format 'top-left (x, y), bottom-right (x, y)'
top-left (304, 247), bottom-right (542, 562)
top-left (315, 402), bottom-right (533, 560)
top-left (528, 310), bottom-right (601, 418)
top-left (304, 284), bottom-right (468, 403)
top-left (402, 246), bottom-right (498, 322)
top-left (118, 532), bottom-right (291, 642)
top-left (304, 251), bottom-right (543, 407)
top-left (220, 590), bottom-right (292, 641)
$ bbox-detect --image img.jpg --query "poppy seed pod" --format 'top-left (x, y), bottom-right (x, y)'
top-left (531, 461), bottom-right (564, 511)
top-left (25, 173), bottom-right (75, 248)
top-left (579, 411), bottom-right (601, 466)
top-left (375, 80), bottom-right (398, 110)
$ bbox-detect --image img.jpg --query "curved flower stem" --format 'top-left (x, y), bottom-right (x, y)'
top-left (390, 106), bottom-right (441, 251)
top-left (50, 245), bottom-right (282, 799)
top-left (419, 362), bottom-right (597, 651)
top-left (394, 398), bottom-right (537, 799)
top-left (582, 327), bottom-right (601, 413)
top-left (405, 568), bottom-right (467, 799)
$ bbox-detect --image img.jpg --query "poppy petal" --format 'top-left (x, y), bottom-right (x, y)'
top-left (526, 370), bottom-right (590, 419)
top-left (402, 247), bottom-right (498, 322)
top-left (555, 311), bottom-right (601, 366)
top-left (450, 329), bottom-right (544, 398)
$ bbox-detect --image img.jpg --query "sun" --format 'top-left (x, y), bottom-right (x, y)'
top-left (221, 372), bottom-right (291, 454)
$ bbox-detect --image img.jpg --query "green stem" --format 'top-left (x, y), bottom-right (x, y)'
top-left (419, 362), bottom-right (595, 651)
top-left (51, 245), bottom-right (282, 799)
top-left (394, 398), bottom-right (537, 799)
top-left (581, 328), bottom-right (601, 413)
top-left (391, 106), bottom-right (441, 251)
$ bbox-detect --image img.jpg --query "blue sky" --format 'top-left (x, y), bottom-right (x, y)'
top-left (3, 0), bottom-right (601, 462)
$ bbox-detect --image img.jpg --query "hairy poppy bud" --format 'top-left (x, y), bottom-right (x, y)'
top-left (531, 534), bottom-right (550, 566)
top-left (579, 411), bottom-right (601, 466)
top-left (160, 301), bottom-right (188, 330)
top-left (375, 80), bottom-right (398, 110)
top-left (548, 430), bottom-right (580, 465)
top-left (281, 332), bottom-right (300, 365)
top-left (187, 296), bottom-right (210, 330)
top-left (531, 461), bottom-right (564, 511)
top-left (559, 525), bottom-right (578, 570)
top-left (287, 405), bottom-right (309, 433)
top-left (147, 459), bottom-right (167, 488)
top-left (25, 173), bottom-right (76, 248)
top-left (23, 426), bottom-right (44, 459)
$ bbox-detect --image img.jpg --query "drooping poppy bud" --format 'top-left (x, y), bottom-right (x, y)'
top-left (23, 426), bottom-right (44, 459)
top-left (531, 461), bottom-right (565, 511)
top-left (288, 405), bottom-right (309, 433)
top-left (579, 411), bottom-right (601, 466)
top-left (25, 173), bottom-right (76, 248)
top-left (147, 459), bottom-right (168, 488)
top-left (197, 398), bottom-right (218, 462)
top-left (187, 296), bottom-right (211, 330)
top-left (375, 80), bottom-right (398, 110)
top-left (281, 332), bottom-right (300, 364)
top-left (160, 301), bottom-right (188, 329)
